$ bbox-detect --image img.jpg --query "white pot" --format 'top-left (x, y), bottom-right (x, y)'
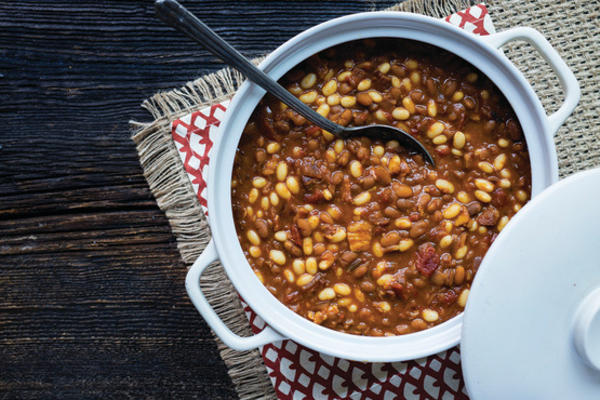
top-left (185, 12), bottom-right (580, 362)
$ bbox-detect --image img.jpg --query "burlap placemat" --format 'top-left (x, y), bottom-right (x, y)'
top-left (131, 0), bottom-right (599, 398)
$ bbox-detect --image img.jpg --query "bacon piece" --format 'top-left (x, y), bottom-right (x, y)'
top-left (391, 281), bottom-right (417, 300)
top-left (289, 224), bottom-right (302, 246)
top-left (477, 206), bottom-right (500, 226)
top-left (415, 243), bottom-right (440, 277)
top-left (304, 191), bottom-right (326, 204)
top-left (491, 188), bottom-right (507, 208)
top-left (437, 290), bottom-right (458, 305)
top-left (340, 175), bottom-right (352, 203)
top-left (391, 282), bottom-right (404, 298)
top-left (347, 221), bottom-right (372, 252)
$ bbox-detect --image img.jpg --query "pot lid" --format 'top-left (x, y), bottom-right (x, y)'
top-left (461, 168), bottom-right (600, 399)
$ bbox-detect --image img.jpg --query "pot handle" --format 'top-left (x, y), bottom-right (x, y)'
top-left (185, 240), bottom-right (286, 350)
top-left (482, 27), bottom-right (580, 136)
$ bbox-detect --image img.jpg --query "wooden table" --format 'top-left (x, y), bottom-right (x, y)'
top-left (0, 1), bottom-right (397, 398)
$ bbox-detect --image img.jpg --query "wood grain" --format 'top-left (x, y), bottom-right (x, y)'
top-left (0, 0), bottom-right (397, 398)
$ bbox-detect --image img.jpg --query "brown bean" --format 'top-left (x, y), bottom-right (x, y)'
top-left (431, 210), bottom-right (443, 223)
top-left (463, 96), bottom-right (476, 109)
top-left (424, 185), bottom-right (441, 197)
top-left (413, 278), bottom-right (426, 288)
top-left (339, 251), bottom-right (358, 267)
top-left (370, 328), bottom-right (384, 336)
top-left (442, 79), bottom-right (458, 97)
top-left (444, 269), bottom-right (455, 286)
top-left (331, 170), bottom-right (344, 185)
top-left (359, 307), bottom-right (373, 319)
top-left (426, 78), bottom-right (437, 96)
top-left (396, 198), bottom-right (414, 209)
top-left (307, 139), bottom-right (319, 150)
top-left (284, 240), bottom-right (303, 257)
top-left (410, 89), bottom-right (425, 103)
top-left (352, 264), bottom-right (368, 278)
top-left (360, 281), bottom-right (375, 292)
top-left (440, 253), bottom-right (453, 268)
top-left (390, 64), bottom-right (406, 77)
top-left (454, 266), bottom-right (465, 285)
top-left (373, 165), bottom-right (391, 184)
top-left (338, 109), bottom-right (353, 126)
top-left (255, 149), bottom-right (267, 163)
top-left (255, 218), bottom-right (270, 238)
top-left (338, 82), bottom-right (353, 95)
top-left (431, 270), bottom-right (447, 286)
top-left (395, 324), bottom-right (410, 334)
top-left (274, 120), bottom-right (290, 133)
top-left (381, 231), bottom-right (400, 246)
top-left (356, 61), bottom-right (373, 70)
top-left (355, 146), bottom-right (369, 160)
top-left (390, 86), bottom-right (403, 100)
top-left (313, 242), bottom-right (326, 256)
top-left (337, 149), bottom-right (351, 166)
top-left (409, 220), bottom-right (429, 238)
top-left (426, 197), bottom-right (442, 213)
top-left (457, 232), bottom-right (468, 247)
top-left (411, 318), bottom-right (427, 331)
top-left (416, 193), bottom-right (431, 212)
top-left (384, 206), bottom-right (401, 218)
top-left (375, 188), bottom-right (393, 206)
top-left (360, 175), bottom-right (376, 189)
top-left (483, 119), bottom-right (496, 134)
top-left (357, 92), bottom-right (373, 106)
top-left (392, 182), bottom-right (413, 198)
top-left (466, 201), bottom-right (482, 216)
top-left (290, 112), bottom-right (307, 126)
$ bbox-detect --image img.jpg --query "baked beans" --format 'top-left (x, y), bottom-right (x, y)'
top-left (231, 39), bottom-right (531, 336)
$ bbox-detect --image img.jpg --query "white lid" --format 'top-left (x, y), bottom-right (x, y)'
top-left (461, 168), bottom-right (600, 399)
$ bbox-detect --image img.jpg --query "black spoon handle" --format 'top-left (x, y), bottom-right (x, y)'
top-left (155, 0), bottom-right (343, 135)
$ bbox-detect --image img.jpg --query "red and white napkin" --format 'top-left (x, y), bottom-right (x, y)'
top-left (172, 5), bottom-right (493, 399)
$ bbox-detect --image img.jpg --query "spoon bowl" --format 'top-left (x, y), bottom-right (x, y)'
top-left (342, 125), bottom-right (434, 163)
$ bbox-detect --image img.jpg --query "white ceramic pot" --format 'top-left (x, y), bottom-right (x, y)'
top-left (185, 12), bottom-right (580, 362)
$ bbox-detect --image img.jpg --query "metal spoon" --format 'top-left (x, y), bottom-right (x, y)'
top-left (155, 0), bottom-right (435, 165)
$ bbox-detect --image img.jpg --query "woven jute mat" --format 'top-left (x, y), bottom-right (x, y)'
top-left (131, 0), bottom-right (600, 398)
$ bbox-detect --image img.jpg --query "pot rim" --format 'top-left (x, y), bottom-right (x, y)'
top-left (198, 11), bottom-right (572, 361)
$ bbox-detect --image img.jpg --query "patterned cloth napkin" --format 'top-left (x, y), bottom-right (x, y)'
top-left (171, 5), bottom-right (493, 399)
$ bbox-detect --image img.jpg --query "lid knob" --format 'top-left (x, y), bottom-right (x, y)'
top-left (573, 288), bottom-right (600, 371)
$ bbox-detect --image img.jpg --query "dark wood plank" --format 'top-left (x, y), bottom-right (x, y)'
top-left (0, 0), bottom-right (398, 398)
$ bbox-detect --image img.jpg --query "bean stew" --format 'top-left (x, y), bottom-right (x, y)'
top-left (231, 39), bottom-right (531, 336)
